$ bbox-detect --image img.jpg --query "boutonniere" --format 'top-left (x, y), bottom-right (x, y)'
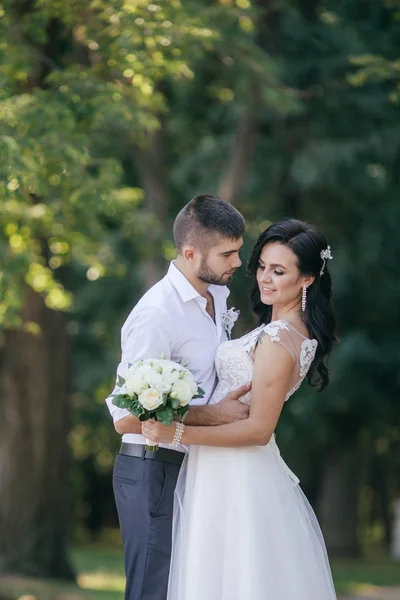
top-left (222, 307), bottom-right (240, 340)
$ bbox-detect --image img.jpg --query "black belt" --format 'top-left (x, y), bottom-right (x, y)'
top-left (118, 442), bottom-right (185, 466)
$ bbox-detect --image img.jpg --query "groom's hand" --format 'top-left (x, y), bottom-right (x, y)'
top-left (184, 383), bottom-right (251, 426)
top-left (217, 383), bottom-right (251, 424)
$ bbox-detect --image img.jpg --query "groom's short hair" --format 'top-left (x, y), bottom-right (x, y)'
top-left (173, 194), bottom-right (245, 254)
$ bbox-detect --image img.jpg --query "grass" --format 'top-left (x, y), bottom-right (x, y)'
top-left (1, 544), bottom-right (400, 599)
top-left (72, 546), bottom-right (125, 600)
top-left (72, 546), bottom-right (400, 598)
top-left (0, 547), bottom-right (125, 600)
top-left (331, 557), bottom-right (400, 595)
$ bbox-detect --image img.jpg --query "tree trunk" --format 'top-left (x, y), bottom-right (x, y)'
top-left (279, 139), bottom-right (302, 218)
top-left (218, 99), bottom-right (258, 205)
top-left (133, 123), bottom-right (170, 289)
top-left (0, 288), bottom-right (74, 579)
top-left (319, 444), bottom-right (360, 557)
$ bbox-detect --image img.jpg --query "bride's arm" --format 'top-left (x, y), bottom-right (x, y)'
top-left (142, 334), bottom-right (294, 447)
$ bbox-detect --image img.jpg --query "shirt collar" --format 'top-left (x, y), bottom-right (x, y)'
top-left (167, 261), bottom-right (230, 304)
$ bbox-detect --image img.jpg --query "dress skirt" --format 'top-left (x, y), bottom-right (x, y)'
top-left (167, 436), bottom-right (337, 600)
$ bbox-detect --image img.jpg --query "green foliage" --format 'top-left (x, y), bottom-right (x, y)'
top-left (112, 391), bottom-right (189, 425)
top-left (0, 0), bottom-right (287, 328)
top-left (347, 0), bottom-right (400, 103)
top-left (1, 0), bottom-right (399, 548)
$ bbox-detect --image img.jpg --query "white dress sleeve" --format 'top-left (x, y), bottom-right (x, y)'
top-left (259, 320), bottom-right (297, 363)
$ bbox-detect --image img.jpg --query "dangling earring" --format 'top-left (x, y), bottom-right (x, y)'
top-left (302, 285), bottom-right (307, 312)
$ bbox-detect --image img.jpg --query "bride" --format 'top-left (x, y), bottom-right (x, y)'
top-left (142, 218), bottom-right (337, 600)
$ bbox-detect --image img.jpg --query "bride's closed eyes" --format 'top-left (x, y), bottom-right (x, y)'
top-left (258, 263), bottom-right (284, 276)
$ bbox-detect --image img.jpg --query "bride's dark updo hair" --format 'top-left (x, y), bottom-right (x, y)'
top-left (247, 218), bottom-right (336, 391)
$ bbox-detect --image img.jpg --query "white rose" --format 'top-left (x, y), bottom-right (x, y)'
top-left (140, 359), bottom-right (156, 370)
top-left (183, 372), bottom-right (198, 396)
top-left (138, 388), bottom-right (164, 411)
top-left (137, 364), bottom-right (153, 378)
top-left (171, 379), bottom-right (193, 407)
top-left (125, 362), bottom-right (151, 380)
top-left (160, 359), bottom-right (182, 371)
top-left (162, 369), bottom-right (181, 386)
top-left (142, 370), bottom-right (169, 393)
top-left (124, 370), bottom-right (146, 395)
top-left (146, 369), bottom-right (162, 388)
top-left (157, 377), bottom-right (173, 394)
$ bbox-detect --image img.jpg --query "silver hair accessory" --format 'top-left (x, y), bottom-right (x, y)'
top-left (302, 285), bottom-right (307, 312)
top-left (320, 246), bottom-right (333, 276)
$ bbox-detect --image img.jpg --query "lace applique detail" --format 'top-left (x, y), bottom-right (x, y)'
top-left (299, 339), bottom-right (318, 377)
top-left (262, 320), bottom-right (289, 342)
top-left (284, 339), bottom-right (317, 401)
top-left (285, 381), bottom-right (301, 402)
top-left (210, 322), bottom-right (318, 408)
top-left (242, 326), bottom-right (264, 353)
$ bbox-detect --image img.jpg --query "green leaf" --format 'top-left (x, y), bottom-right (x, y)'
top-left (112, 395), bottom-right (131, 409)
top-left (178, 406), bottom-right (190, 422)
top-left (117, 375), bottom-right (125, 387)
top-left (155, 406), bottom-right (174, 425)
top-left (170, 396), bottom-right (181, 410)
top-left (193, 387), bottom-right (205, 399)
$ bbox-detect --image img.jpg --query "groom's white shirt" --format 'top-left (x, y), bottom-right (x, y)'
top-left (105, 261), bottom-right (230, 452)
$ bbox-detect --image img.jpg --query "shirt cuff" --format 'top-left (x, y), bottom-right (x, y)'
top-left (111, 407), bottom-right (131, 423)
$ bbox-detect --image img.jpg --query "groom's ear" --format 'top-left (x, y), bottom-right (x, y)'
top-left (183, 245), bottom-right (197, 263)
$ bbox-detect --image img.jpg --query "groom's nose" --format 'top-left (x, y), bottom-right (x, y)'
top-left (233, 255), bottom-right (242, 268)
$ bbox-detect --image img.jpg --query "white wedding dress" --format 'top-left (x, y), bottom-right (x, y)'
top-left (167, 320), bottom-right (337, 600)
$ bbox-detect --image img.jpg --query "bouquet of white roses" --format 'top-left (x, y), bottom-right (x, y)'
top-left (112, 356), bottom-right (204, 451)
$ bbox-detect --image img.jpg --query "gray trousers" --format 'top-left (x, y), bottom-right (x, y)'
top-left (113, 452), bottom-right (182, 600)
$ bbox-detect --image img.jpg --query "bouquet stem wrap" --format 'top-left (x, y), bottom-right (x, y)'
top-left (145, 439), bottom-right (159, 452)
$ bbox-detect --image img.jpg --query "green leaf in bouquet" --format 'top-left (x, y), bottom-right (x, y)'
top-left (117, 375), bottom-right (126, 387)
top-left (112, 394), bottom-right (131, 409)
top-left (178, 405), bottom-right (190, 422)
top-left (193, 386), bottom-right (205, 399)
top-left (170, 396), bottom-right (181, 410)
top-left (120, 397), bottom-right (147, 420)
top-left (155, 406), bottom-right (174, 425)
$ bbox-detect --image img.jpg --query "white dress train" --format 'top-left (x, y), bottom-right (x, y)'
top-left (167, 320), bottom-right (337, 600)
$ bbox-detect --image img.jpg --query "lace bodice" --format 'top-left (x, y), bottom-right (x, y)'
top-left (210, 320), bottom-right (318, 406)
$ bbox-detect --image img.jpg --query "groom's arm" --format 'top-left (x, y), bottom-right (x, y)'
top-left (107, 304), bottom-right (250, 434)
top-left (115, 384), bottom-right (251, 433)
top-left (184, 387), bottom-right (250, 426)
top-left (106, 305), bottom-right (173, 432)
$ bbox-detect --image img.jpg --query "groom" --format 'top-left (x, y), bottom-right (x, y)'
top-left (106, 194), bottom-right (249, 600)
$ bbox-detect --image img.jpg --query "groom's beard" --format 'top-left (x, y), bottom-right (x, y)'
top-left (198, 258), bottom-right (234, 286)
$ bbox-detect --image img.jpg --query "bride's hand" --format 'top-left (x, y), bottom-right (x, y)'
top-left (141, 419), bottom-right (175, 444)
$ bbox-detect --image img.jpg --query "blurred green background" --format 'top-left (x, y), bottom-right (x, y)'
top-left (1, 0), bottom-right (400, 598)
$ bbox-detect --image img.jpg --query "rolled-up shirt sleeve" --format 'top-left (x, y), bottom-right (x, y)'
top-left (105, 305), bottom-right (173, 423)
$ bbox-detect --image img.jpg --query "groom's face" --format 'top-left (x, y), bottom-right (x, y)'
top-left (197, 236), bottom-right (243, 285)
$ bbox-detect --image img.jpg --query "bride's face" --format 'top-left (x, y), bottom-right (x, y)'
top-left (256, 242), bottom-right (310, 308)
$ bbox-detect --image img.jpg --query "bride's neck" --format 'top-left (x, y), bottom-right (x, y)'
top-left (271, 303), bottom-right (301, 323)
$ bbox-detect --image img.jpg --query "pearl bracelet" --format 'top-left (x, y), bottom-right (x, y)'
top-left (170, 422), bottom-right (185, 448)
